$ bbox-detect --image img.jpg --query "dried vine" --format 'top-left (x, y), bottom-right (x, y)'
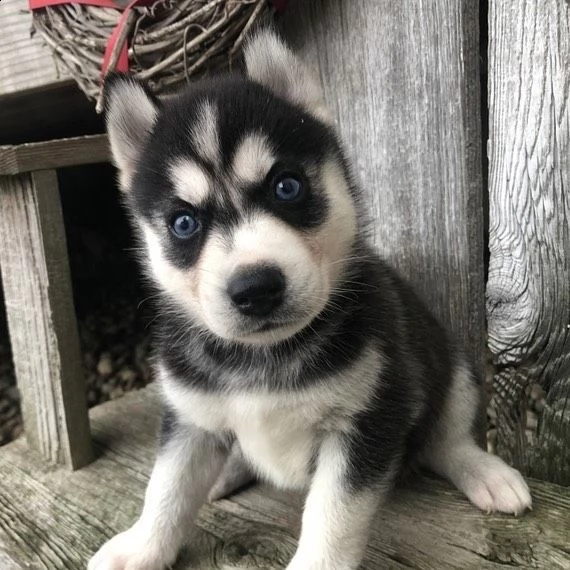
top-left (31, 0), bottom-right (270, 111)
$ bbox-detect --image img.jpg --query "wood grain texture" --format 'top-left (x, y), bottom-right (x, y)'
top-left (0, 0), bottom-right (70, 97)
top-left (487, 0), bottom-right (570, 484)
top-left (0, 134), bottom-right (109, 175)
top-left (0, 387), bottom-right (568, 570)
top-left (280, 0), bottom-right (485, 371)
top-left (0, 170), bottom-right (93, 469)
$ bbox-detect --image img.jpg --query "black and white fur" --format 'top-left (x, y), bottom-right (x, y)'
top-left (89, 30), bottom-right (531, 570)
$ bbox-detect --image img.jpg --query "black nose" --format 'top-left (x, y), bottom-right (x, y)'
top-left (228, 266), bottom-right (285, 317)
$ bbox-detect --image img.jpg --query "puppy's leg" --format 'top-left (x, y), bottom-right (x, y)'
top-left (88, 412), bottom-right (228, 570)
top-left (286, 434), bottom-right (395, 570)
top-left (208, 440), bottom-right (256, 502)
top-left (421, 362), bottom-right (532, 515)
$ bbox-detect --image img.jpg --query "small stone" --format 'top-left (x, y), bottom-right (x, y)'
top-left (534, 398), bottom-right (545, 414)
top-left (97, 352), bottom-right (113, 376)
top-left (118, 367), bottom-right (137, 386)
top-left (87, 390), bottom-right (98, 405)
top-left (110, 387), bottom-right (124, 400)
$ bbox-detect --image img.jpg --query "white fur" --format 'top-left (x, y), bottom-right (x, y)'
top-left (232, 132), bottom-right (275, 184)
top-left (89, 425), bottom-right (226, 570)
top-left (287, 435), bottom-right (385, 570)
top-left (244, 30), bottom-right (330, 122)
top-left (169, 159), bottom-right (210, 205)
top-left (142, 211), bottom-right (332, 344)
top-left (202, 213), bottom-right (329, 343)
top-left (191, 100), bottom-right (219, 166)
top-left (106, 80), bottom-right (158, 190)
top-left (316, 160), bottom-right (358, 284)
top-left (421, 363), bottom-right (532, 514)
top-left (160, 347), bottom-right (382, 489)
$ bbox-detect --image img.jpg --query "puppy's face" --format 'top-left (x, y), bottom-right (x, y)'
top-left (106, 31), bottom-right (357, 345)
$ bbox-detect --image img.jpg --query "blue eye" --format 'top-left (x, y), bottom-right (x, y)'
top-left (171, 212), bottom-right (199, 238)
top-left (274, 175), bottom-right (303, 201)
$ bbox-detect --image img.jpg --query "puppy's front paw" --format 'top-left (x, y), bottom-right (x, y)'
top-left (462, 454), bottom-right (532, 515)
top-left (88, 525), bottom-right (172, 570)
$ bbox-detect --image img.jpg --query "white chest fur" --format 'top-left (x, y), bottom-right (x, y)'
top-left (159, 348), bottom-right (381, 488)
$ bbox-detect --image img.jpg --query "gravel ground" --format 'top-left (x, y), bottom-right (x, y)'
top-left (0, 291), bottom-right (153, 446)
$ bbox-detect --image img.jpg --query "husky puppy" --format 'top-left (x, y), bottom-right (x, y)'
top-left (89, 30), bottom-right (531, 570)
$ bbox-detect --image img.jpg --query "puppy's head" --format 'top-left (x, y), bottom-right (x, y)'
top-left (105, 30), bottom-right (358, 345)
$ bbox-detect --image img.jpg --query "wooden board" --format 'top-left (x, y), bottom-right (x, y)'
top-left (280, 0), bottom-right (485, 371)
top-left (0, 170), bottom-right (93, 469)
top-left (0, 386), bottom-right (567, 569)
top-left (487, 0), bottom-right (570, 484)
top-left (0, 134), bottom-right (109, 175)
top-left (0, 0), bottom-right (71, 98)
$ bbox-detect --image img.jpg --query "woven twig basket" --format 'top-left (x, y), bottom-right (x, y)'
top-left (32, 0), bottom-right (272, 112)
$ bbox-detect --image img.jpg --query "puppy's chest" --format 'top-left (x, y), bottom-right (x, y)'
top-left (162, 348), bottom-right (381, 488)
top-left (192, 392), bottom-right (330, 488)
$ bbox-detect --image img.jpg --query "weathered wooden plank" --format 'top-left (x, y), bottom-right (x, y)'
top-left (281, 0), bottom-right (485, 370)
top-left (0, 0), bottom-right (71, 98)
top-left (0, 170), bottom-right (93, 469)
top-left (0, 134), bottom-right (109, 175)
top-left (0, 387), bottom-right (567, 569)
top-left (487, 0), bottom-right (570, 484)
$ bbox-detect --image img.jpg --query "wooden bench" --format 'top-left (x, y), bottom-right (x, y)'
top-left (0, 135), bottom-right (109, 470)
top-left (0, 0), bottom-right (569, 568)
top-left (0, 386), bottom-right (568, 569)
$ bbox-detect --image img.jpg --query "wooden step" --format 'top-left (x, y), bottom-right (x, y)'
top-left (0, 386), bottom-right (568, 569)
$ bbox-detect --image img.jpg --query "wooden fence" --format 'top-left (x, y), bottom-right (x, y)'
top-left (487, 0), bottom-right (570, 485)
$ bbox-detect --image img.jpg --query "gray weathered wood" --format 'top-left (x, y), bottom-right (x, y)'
top-left (487, 0), bottom-right (570, 484)
top-left (0, 0), bottom-right (71, 98)
top-left (0, 387), bottom-right (568, 570)
top-left (0, 170), bottom-right (93, 469)
top-left (281, 0), bottom-right (485, 373)
top-left (0, 134), bottom-right (109, 175)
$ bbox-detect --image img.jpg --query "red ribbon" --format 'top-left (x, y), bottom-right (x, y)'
top-left (29, 1), bottom-right (289, 79)
top-left (29, 0), bottom-right (156, 76)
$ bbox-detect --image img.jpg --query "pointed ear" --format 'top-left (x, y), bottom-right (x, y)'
top-left (104, 74), bottom-right (159, 190)
top-left (244, 29), bottom-right (329, 121)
